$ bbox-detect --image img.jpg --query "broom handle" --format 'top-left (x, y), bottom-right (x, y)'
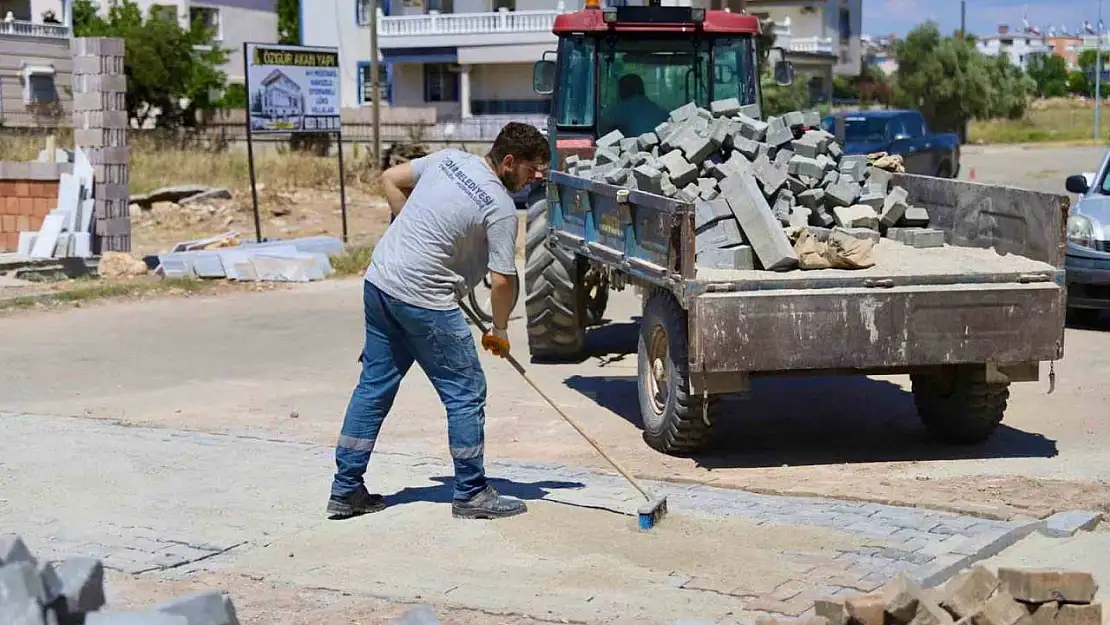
top-left (459, 302), bottom-right (652, 501)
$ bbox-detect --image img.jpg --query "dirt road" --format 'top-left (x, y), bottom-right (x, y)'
top-left (1, 143), bottom-right (1108, 624)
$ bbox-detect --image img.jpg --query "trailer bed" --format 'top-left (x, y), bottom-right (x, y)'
top-left (695, 239), bottom-right (1058, 288)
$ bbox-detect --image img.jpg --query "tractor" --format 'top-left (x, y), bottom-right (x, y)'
top-left (524, 0), bottom-right (795, 361)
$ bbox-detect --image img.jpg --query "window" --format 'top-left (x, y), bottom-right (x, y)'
top-left (710, 37), bottom-right (758, 108)
top-left (598, 37), bottom-right (710, 137)
top-left (150, 4), bottom-right (177, 21)
top-left (423, 63), bottom-right (458, 102)
top-left (357, 0), bottom-right (371, 25)
top-left (360, 63), bottom-right (389, 104)
top-left (493, 0), bottom-right (514, 10)
top-left (553, 36), bottom-right (596, 128)
top-left (843, 116), bottom-right (890, 143)
top-left (190, 6), bottom-right (222, 40)
top-left (427, 0), bottom-right (453, 12)
top-left (839, 8), bottom-right (850, 41)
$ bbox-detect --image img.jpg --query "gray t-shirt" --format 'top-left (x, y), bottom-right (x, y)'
top-left (365, 148), bottom-right (519, 311)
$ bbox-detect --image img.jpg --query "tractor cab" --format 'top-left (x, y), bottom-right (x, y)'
top-left (532, 0), bottom-right (793, 168)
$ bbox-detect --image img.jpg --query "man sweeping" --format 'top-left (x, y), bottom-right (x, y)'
top-left (328, 122), bottom-right (550, 521)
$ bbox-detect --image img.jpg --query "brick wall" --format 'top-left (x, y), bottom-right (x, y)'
top-left (0, 162), bottom-right (72, 253)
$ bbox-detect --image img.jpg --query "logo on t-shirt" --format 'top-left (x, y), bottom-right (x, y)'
top-left (440, 157), bottom-right (496, 209)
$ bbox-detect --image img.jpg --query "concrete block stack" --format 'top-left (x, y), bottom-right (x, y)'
top-left (567, 99), bottom-right (943, 271)
top-left (72, 37), bottom-right (131, 255)
top-left (0, 534), bottom-right (239, 625)
top-left (797, 567), bottom-right (1101, 625)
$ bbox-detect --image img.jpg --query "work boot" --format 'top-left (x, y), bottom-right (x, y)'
top-left (327, 487), bottom-right (387, 519)
top-left (452, 486), bottom-right (527, 519)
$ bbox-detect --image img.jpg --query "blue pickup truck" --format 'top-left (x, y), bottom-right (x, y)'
top-left (822, 110), bottom-right (961, 179)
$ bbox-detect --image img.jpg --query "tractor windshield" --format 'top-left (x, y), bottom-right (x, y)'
top-left (552, 34), bottom-right (758, 136)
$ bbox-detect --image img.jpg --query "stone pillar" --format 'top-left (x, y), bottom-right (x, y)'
top-left (72, 37), bottom-right (130, 254)
top-left (459, 64), bottom-right (472, 119)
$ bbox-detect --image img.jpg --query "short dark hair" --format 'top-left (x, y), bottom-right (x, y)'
top-left (489, 122), bottom-right (550, 165)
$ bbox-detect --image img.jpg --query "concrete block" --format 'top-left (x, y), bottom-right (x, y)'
top-left (157, 590), bottom-right (239, 625)
top-left (660, 125), bottom-right (688, 152)
top-left (708, 117), bottom-right (730, 148)
top-left (789, 155), bottom-right (825, 180)
top-left (814, 597), bottom-right (848, 625)
top-left (968, 591), bottom-right (1027, 625)
top-left (0, 536), bottom-right (36, 566)
top-left (389, 604), bottom-right (441, 625)
top-left (595, 147), bottom-right (619, 166)
top-left (797, 188), bottom-right (825, 209)
top-left (75, 110), bottom-right (129, 130)
top-left (42, 557), bottom-right (105, 615)
top-left (786, 175), bottom-right (807, 195)
top-left (718, 173), bottom-right (747, 195)
top-left (868, 167), bottom-right (893, 194)
top-left (711, 97), bottom-right (742, 117)
top-left (698, 245), bottom-right (755, 269)
top-left (725, 174), bottom-right (799, 271)
top-left (604, 167), bottom-right (629, 185)
top-left (619, 137), bottom-right (639, 154)
top-left (825, 182), bottom-right (860, 207)
top-left (853, 192), bottom-right (882, 211)
top-left (736, 114), bottom-right (768, 141)
top-left (738, 103), bottom-right (761, 118)
top-left (0, 599), bottom-right (46, 625)
top-left (821, 170), bottom-right (840, 188)
top-left (789, 206), bottom-right (812, 229)
top-left (697, 177), bottom-right (718, 193)
top-left (883, 574), bottom-right (929, 623)
top-left (74, 128), bottom-right (127, 149)
top-left (696, 106), bottom-right (713, 120)
top-left (834, 226), bottom-right (880, 243)
top-left (817, 154), bottom-right (836, 172)
top-left (597, 130), bottom-right (624, 149)
top-left (902, 206), bottom-right (930, 227)
top-left (939, 566), bottom-right (999, 620)
top-left (661, 178), bottom-right (678, 197)
top-left (805, 226), bottom-right (832, 241)
top-left (804, 110), bottom-right (822, 127)
top-left (833, 205), bottom-right (878, 229)
top-left (1042, 510), bottom-right (1102, 538)
top-left (997, 569), bottom-right (1097, 604)
top-left (839, 154), bottom-right (868, 180)
top-left (633, 165), bottom-right (664, 195)
top-left (722, 152), bottom-right (754, 178)
top-left (73, 72), bottom-right (128, 93)
top-left (766, 124), bottom-right (794, 147)
top-left (773, 195), bottom-right (792, 226)
top-left (827, 141), bottom-right (843, 159)
top-left (86, 612), bottom-right (189, 624)
top-left (844, 593), bottom-right (884, 625)
top-left (774, 148), bottom-right (794, 168)
top-left (654, 120), bottom-right (672, 137)
top-left (84, 146), bottom-right (129, 166)
top-left (0, 562), bottom-right (47, 604)
top-left (638, 132), bottom-right (660, 151)
top-left (1031, 604), bottom-right (1102, 625)
top-left (799, 174), bottom-right (819, 187)
top-left (659, 150), bottom-right (699, 187)
top-left (670, 102), bottom-right (698, 122)
top-left (791, 139), bottom-right (821, 159)
top-left (811, 208), bottom-right (836, 228)
top-left (676, 184), bottom-right (699, 203)
top-left (699, 187), bottom-right (720, 200)
top-left (783, 110), bottom-right (805, 128)
top-left (910, 228), bottom-right (945, 248)
top-left (880, 188), bottom-right (910, 227)
top-left (695, 217), bottom-right (744, 253)
top-left (753, 155), bottom-right (788, 198)
top-left (679, 134), bottom-right (717, 165)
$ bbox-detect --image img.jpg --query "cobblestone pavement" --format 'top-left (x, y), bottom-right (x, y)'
top-left (0, 411), bottom-right (1047, 623)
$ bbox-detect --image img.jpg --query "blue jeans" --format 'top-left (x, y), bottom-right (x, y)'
top-left (331, 280), bottom-right (489, 501)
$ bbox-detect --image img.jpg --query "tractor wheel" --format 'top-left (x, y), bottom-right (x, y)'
top-left (525, 197), bottom-right (587, 361)
top-left (911, 367), bottom-right (1009, 444)
top-left (638, 288), bottom-right (718, 455)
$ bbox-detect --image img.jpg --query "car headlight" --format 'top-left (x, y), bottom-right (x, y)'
top-left (1068, 214), bottom-right (1097, 249)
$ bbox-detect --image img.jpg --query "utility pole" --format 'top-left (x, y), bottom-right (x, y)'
top-left (369, 0), bottom-right (382, 169)
top-left (960, 0), bottom-right (966, 38)
top-left (1097, 0), bottom-right (1104, 141)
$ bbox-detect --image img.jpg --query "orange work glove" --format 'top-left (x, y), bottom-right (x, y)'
top-left (481, 326), bottom-right (510, 358)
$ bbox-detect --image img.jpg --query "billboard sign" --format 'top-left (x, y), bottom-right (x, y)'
top-left (244, 43), bottom-right (341, 134)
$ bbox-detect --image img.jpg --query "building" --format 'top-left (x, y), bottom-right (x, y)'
top-left (1046, 34), bottom-right (1082, 69)
top-left (300, 0), bottom-right (860, 122)
top-left (976, 24), bottom-right (1050, 70)
top-left (256, 69), bottom-right (303, 117)
top-left (0, 0), bottom-right (72, 128)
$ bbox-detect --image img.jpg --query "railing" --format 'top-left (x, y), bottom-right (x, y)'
top-left (0, 19), bottom-right (70, 38)
top-left (378, 8), bottom-right (561, 37)
top-left (772, 19), bottom-right (835, 55)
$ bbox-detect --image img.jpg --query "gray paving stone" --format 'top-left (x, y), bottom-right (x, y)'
top-left (157, 590), bottom-right (239, 625)
top-left (697, 245), bottom-right (755, 270)
top-left (901, 206), bottom-right (930, 227)
top-left (736, 113), bottom-right (768, 141)
top-left (670, 102), bottom-right (698, 122)
top-left (597, 129), bottom-right (624, 148)
top-left (695, 217), bottom-right (744, 254)
top-left (0, 535), bottom-right (37, 566)
top-left (1042, 510), bottom-right (1102, 537)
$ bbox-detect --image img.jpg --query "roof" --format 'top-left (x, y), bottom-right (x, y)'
top-left (552, 7), bottom-right (760, 35)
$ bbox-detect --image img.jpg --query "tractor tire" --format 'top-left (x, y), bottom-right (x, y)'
top-left (637, 288), bottom-right (718, 455)
top-left (911, 367), bottom-right (1009, 444)
top-left (525, 197), bottom-right (587, 361)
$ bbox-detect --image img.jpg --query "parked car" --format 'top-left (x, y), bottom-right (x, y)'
top-left (821, 110), bottom-right (960, 178)
top-left (1064, 154), bottom-right (1110, 324)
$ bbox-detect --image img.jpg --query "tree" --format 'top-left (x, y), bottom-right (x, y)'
top-left (891, 22), bottom-right (1033, 138)
top-left (1068, 70), bottom-right (1091, 96)
top-left (278, 0), bottom-right (299, 45)
top-left (72, 0), bottom-right (229, 129)
top-left (1076, 49), bottom-right (1110, 96)
top-left (1026, 54), bottom-right (1069, 97)
top-left (761, 69), bottom-right (811, 116)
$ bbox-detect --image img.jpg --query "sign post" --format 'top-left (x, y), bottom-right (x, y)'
top-left (243, 42), bottom-right (345, 243)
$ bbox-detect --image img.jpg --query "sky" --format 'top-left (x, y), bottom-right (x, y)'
top-left (862, 0), bottom-right (1101, 38)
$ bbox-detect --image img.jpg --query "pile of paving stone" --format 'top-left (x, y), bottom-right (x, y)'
top-left (566, 99), bottom-right (945, 271)
top-left (782, 567), bottom-right (1102, 625)
top-left (0, 535), bottom-right (239, 625)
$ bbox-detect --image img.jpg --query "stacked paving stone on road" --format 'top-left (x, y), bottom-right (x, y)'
top-left (566, 98), bottom-right (944, 271)
top-left (72, 37), bottom-right (132, 255)
top-left (0, 534), bottom-right (239, 625)
top-left (797, 567), bottom-right (1102, 625)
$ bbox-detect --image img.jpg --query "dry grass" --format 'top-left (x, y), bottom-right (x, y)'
top-left (0, 130), bottom-right (384, 196)
top-left (970, 102), bottom-right (1110, 144)
top-left (0, 277), bottom-right (219, 312)
top-left (329, 244), bottom-right (375, 277)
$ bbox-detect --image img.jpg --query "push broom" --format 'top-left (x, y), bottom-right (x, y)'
top-left (459, 300), bottom-right (669, 530)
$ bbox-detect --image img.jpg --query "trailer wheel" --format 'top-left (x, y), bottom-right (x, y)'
top-left (638, 288), bottom-right (718, 455)
top-left (911, 367), bottom-right (1010, 444)
top-left (525, 197), bottom-right (587, 361)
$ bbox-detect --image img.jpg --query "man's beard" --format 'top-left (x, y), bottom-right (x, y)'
top-left (498, 170), bottom-right (523, 192)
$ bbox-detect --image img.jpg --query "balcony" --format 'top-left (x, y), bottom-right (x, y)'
top-left (376, 6), bottom-right (563, 50)
top-left (772, 18), bottom-right (835, 56)
top-left (0, 19), bottom-right (70, 38)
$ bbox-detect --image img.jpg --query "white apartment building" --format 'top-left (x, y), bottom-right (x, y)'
top-left (976, 24), bottom-right (1050, 70)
